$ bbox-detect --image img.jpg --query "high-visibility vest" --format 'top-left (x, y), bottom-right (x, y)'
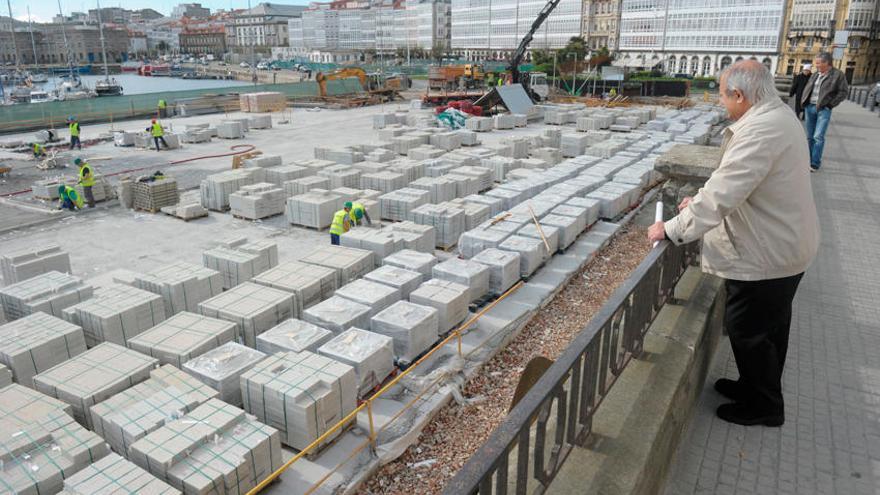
top-left (78, 164), bottom-right (95, 187)
top-left (349, 203), bottom-right (365, 222)
top-left (151, 122), bottom-right (164, 137)
top-left (158, 99), bottom-right (167, 109)
top-left (33, 143), bottom-right (44, 154)
top-left (69, 122), bottom-right (80, 137)
top-left (60, 186), bottom-right (84, 208)
top-left (330, 210), bottom-right (349, 235)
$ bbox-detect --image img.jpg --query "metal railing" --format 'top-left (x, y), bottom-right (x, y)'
top-left (443, 239), bottom-right (698, 495)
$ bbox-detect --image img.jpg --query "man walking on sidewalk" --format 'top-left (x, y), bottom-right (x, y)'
top-left (801, 52), bottom-right (848, 172)
top-left (648, 60), bottom-right (820, 427)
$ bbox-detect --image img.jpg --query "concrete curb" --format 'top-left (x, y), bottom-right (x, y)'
top-left (548, 266), bottom-right (725, 495)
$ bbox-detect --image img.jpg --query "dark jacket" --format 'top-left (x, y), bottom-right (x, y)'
top-left (801, 67), bottom-right (849, 110)
top-left (789, 72), bottom-right (810, 111)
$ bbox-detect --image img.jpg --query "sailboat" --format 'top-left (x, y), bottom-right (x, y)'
top-left (53, 0), bottom-right (94, 100)
top-left (93, 0), bottom-right (122, 96)
top-left (26, 8), bottom-right (49, 84)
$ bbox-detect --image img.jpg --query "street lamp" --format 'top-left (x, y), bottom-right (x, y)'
top-left (568, 52), bottom-right (577, 96)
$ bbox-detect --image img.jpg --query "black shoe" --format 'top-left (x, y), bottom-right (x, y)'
top-left (716, 403), bottom-right (784, 427)
top-left (714, 378), bottom-right (746, 402)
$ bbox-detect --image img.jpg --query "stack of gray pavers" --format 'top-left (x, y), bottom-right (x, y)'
top-left (284, 175), bottom-right (330, 196)
top-left (199, 168), bottom-right (262, 211)
top-left (458, 227), bottom-right (510, 258)
top-left (410, 177), bottom-right (457, 203)
top-left (0, 383), bottom-right (110, 495)
top-left (63, 284), bottom-right (166, 348)
top-left (256, 319), bottom-right (333, 355)
top-left (241, 351), bottom-right (357, 450)
top-left (128, 398), bottom-right (282, 495)
top-left (183, 342), bottom-right (265, 406)
top-left (361, 171), bottom-right (407, 193)
top-left (202, 238), bottom-right (278, 289)
top-left (132, 178), bottom-right (180, 212)
top-left (0, 271), bottom-right (93, 320)
top-left (432, 257), bottom-right (491, 303)
top-left (319, 166), bottom-right (362, 189)
top-left (0, 364), bottom-right (10, 386)
top-left (264, 164), bottom-right (311, 184)
top-left (383, 249), bottom-right (437, 279)
top-left (229, 182), bottom-right (286, 220)
top-left (303, 296), bottom-right (372, 333)
top-left (251, 260), bottom-right (337, 316)
top-left (244, 155), bottom-right (282, 168)
top-left (318, 327), bottom-right (395, 396)
top-left (90, 365), bottom-right (218, 457)
top-left (127, 312), bottom-right (236, 367)
top-left (471, 248), bottom-right (521, 296)
top-left (444, 199), bottom-right (491, 230)
top-left (409, 203), bottom-right (465, 249)
top-left (499, 235), bottom-right (546, 277)
top-left (133, 261), bottom-right (222, 315)
top-left (0, 312), bottom-right (86, 388)
top-left (364, 265), bottom-right (424, 299)
top-left (335, 278), bottom-right (402, 317)
top-left (371, 301), bottom-right (439, 365)
top-left (379, 188), bottom-right (430, 221)
top-left (1, 244), bottom-right (71, 285)
top-left (198, 282), bottom-right (295, 347)
top-left (299, 245), bottom-right (376, 287)
top-left (33, 342), bottom-right (158, 428)
top-left (59, 452), bottom-right (179, 494)
top-left (409, 279), bottom-right (469, 334)
top-left (286, 190), bottom-right (341, 229)
top-left (387, 221), bottom-right (437, 253)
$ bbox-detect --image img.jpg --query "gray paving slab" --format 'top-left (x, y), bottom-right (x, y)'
top-left (663, 102), bottom-right (880, 495)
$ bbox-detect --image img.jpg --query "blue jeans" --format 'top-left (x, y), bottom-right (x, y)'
top-left (804, 104), bottom-right (831, 169)
top-left (330, 233), bottom-right (340, 245)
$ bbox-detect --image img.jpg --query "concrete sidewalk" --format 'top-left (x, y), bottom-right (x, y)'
top-left (663, 101), bottom-right (880, 495)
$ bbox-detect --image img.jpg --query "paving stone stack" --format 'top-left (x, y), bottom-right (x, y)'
top-left (63, 284), bottom-right (166, 348)
top-left (133, 261), bottom-right (222, 315)
top-left (264, 164), bottom-right (311, 184)
top-left (33, 342), bottom-right (158, 428)
top-left (432, 257), bottom-right (491, 303)
top-left (498, 235), bottom-right (546, 277)
top-left (1, 244), bottom-right (71, 285)
top-left (229, 182), bottom-right (286, 220)
top-left (409, 177), bottom-right (457, 203)
top-left (90, 365), bottom-right (218, 457)
top-left (379, 188), bottom-right (431, 221)
top-left (182, 342), bottom-right (265, 406)
top-left (319, 166), bottom-right (362, 189)
top-left (517, 222), bottom-right (561, 255)
top-left (298, 245), bottom-right (376, 287)
top-left (370, 301), bottom-right (439, 365)
top-left (256, 319), bottom-right (334, 355)
top-left (0, 384), bottom-right (110, 495)
top-left (358, 170), bottom-right (406, 194)
top-left (198, 282), bottom-right (295, 348)
top-left (216, 120), bottom-right (245, 139)
top-left (127, 312), bottom-right (237, 368)
top-left (409, 279), bottom-right (469, 334)
top-left (458, 228), bottom-right (510, 258)
top-left (465, 116), bottom-right (493, 132)
top-left (443, 173), bottom-right (480, 197)
top-left (471, 248), bottom-right (521, 296)
top-left (318, 327), bottom-right (395, 396)
top-left (128, 398), bottom-right (282, 495)
top-left (462, 194), bottom-right (505, 216)
top-left (202, 238), bottom-right (278, 290)
top-left (303, 295), bottom-right (372, 334)
top-left (0, 312), bottom-right (86, 388)
top-left (0, 364), bottom-right (10, 386)
top-left (60, 452), bottom-right (180, 494)
top-left (382, 249), bottom-right (437, 279)
top-left (335, 278), bottom-right (402, 317)
top-left (387, 221), bottom-right (436, 253)
top-left (241, 351), bottom-right (357, 450)
top-left (586, 183), bottom-right (631, 219)
top-left (409, 203), bottom-right (466, 249)
top-left (445, 198), bottom-right (491, 230)
top-left (364, 265), bottom-right (423, 299)
top-left (284, 175), bottom-right (330, 196)
top-left (286, 190), bottom-right (342, 229)
top-left (0, 270), bottom-right (93, 321)
top-left (251, 260), bottom-right (337, 316)
top-left (199, 168), bottom-right (262, 211)
top-left (131, 177), bottom-right (180, 212)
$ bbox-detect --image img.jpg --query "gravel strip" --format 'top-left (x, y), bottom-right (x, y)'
top-left (360, 224), bottom-right (651, 494)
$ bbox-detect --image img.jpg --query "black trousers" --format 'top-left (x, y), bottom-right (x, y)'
top-left (725, 273), bottom-right (803, 414)
top-left (154, 136), bottom-right (168, 151)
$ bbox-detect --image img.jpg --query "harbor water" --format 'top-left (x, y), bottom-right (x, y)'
top-left (37, 73), bottom-right (245, 95)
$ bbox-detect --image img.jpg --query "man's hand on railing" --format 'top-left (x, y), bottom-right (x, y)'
top-left (648, 221), bottom-right (667, 243)
top-left (678, 196), bottom-right (693, 212)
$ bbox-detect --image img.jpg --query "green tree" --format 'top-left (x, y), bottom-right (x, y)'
top-left (559, 36), bottom-right (587, 63)
top-left (431, 43), bottom-right (445, 63)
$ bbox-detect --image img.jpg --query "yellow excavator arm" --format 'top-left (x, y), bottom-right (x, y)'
top-left (315, 68), bottom-right (368, 97)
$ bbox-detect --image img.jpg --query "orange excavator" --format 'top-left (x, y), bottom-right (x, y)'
top-left (315, 68), bottom-right (411, 100)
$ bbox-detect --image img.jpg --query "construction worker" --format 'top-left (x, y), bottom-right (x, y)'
top-left (158, 98), bottom-right (168, 118)
top-left (57, 185), bottom-right (83, 211)
top-left (68, 116), bottom-right (81, 150)
top-left (349, 201), bottom-right (372, 227)
top-left (497, 75), bottom-right (504, 87)
top-left (609, 87), bottom-right (617, 98)
top-left (148, 119), bottom-right (169, 152)
top-left (74, 157), bottom-right (96, 208)
top-left (329, 202), bottom-right (352, 245)
top-left (32, 142), bottom-right (46, 159)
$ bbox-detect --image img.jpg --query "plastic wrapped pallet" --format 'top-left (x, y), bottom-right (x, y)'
top-left (251, 260), bottom-right (337, 316)
top-left (248, 114), bottom-right (273, 129)
top-left (517, 222), bottom-right (561, 255)
top-left (134, 261), bottom-right (222, 315)
top-left (409, 279), bottom-right (469, 334)
top-left (90, 365), bottom-right (218, 457)
top-left (484, 187), bottom-right (525, 211)
top-left (471, 248), bottom-right (521, 296)
top-left (216, 120), bottom-right (245, 139)
top-left (335, 278), bottom-right (402, 317)
top-left (1, 244), bottom-right (71, 285)
top-left (298, 245), bottom-right (376, 287)
top-left (256, 319), bottom-right (333, 355)
top-left (458, 228), bottom-right (510, 259)
top-left (61, 452), bottom-right (179, 494)
top-left (432, 258), bottom-right (490, 303)
top-left (230, 182), bottom-right (286, 219)
top-left (64, 284), bottom-right (166, 348)
top-left (462, 194), bottom-right (505, 216)
top-left (498, 236), bottom-right (546, 277)
top-left (370, 301), bottom-right (439, 364)
top-left (564, 197), bottom-right (601, 226)
top-left (33, 342), bottom-right (158, 428)
top-left (318, 327), bottom-right (394, 396)
top-left (551, 204), bottom-right (589, 233)
top-left (455, 129), bottom-right (480, 146)
top-left (429, 131), bottom-right (462, 151)
top-left (355, 230), bottom-right (407, 259)
top-left (303, 295), bottom-right (372, 334)
top-left (364, 265), bottom-right (423, 299)
top-left (0, 312), bottom-right (86, 388)
top-left (127, 312), bottom-right (236, 368)
top-left (0, 271), bottom-right (92, 321)
top-left (198, 282), bottom-right (295, 348)
top-left (586, 186), bottom-right (629, 219)
top-left (382, 249), bottom-right (437, 279)
top-left (182, 342), bottom-right (265, 406)
top-left (445, 199), bottom-right (491, 230)
top-left (241, 351), bottom-right (356, 450)
top-left (0, 384), bottom-right (111, 495)
top-left (465, 116), bottom-right (493, 132)
top-left (540, 214), bottom-right (580, 250)
top-left (128, 398), bottom-right (282, 495)
top-left (493, 113), bottom-right (516, 130)
top-left (409, 203), bottom-right (465, 249)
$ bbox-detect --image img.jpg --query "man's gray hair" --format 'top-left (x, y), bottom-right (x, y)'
top-left (815, 52), bottom-right (833, 64)
top-left (720, 60), bottom-right (778, 105)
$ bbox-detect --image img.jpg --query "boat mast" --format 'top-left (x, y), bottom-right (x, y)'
top-left (55, 0), bottom-right (76, 81)
top-left (96, 0), bottom-right (109, 80)
top-left (27, 6), bottom-right (39, 73)
top-left (5, 0), bottom-right (22, 74)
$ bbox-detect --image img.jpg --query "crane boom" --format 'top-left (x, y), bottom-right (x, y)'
top-left (508, 0), bottom-right (564, 87)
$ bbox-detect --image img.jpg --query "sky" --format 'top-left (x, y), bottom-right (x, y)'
top-left (7, 0), bottom-right (310, 23)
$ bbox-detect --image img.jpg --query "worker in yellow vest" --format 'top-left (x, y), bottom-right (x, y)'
top-left (158, 99), bottom-right (168, 118)
top-left (148, 118), bottom-right (169, 152)
top-left (32, 142), bottom-right (46, 159)
top-left (74, 157), bottom-right (96, 208)
top-left (67, 116), bottom-right (81, 150)
top-left (329, 202), bottom-right (352, 245)
top-left (349, 201), bottom-right (372, 227)
top-left (57, 185), bottom-right (83, 211)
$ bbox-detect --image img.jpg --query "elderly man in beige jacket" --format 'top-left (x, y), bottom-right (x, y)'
top-left (648, 60), bottom-right (820, 426)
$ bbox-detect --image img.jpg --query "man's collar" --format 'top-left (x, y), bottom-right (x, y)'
top-left (726, 98), bottom-right (782, 134)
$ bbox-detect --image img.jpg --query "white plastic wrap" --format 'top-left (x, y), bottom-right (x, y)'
top-left (471, 248), bottom-right (521, 296)
top-left (432, 257), bottom-right (491, 303)
top-left (256, 319), bottom-right (334, 355)
top-left (370, 301), bottom-right (439, 364)
top-left (318, 328), bottom-right (395, 396)
top-left (182, 342), bottom-right (266, 406)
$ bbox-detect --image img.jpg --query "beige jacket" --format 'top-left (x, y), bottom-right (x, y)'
top-left (665, 98), bottom-right (819, 281)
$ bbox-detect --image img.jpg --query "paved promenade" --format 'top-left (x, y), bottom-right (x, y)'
top-left (663, 101), bottom-right (880, 494)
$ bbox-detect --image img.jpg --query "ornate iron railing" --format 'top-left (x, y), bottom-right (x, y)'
top-left (443, 239), bottom-right (699, 495)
